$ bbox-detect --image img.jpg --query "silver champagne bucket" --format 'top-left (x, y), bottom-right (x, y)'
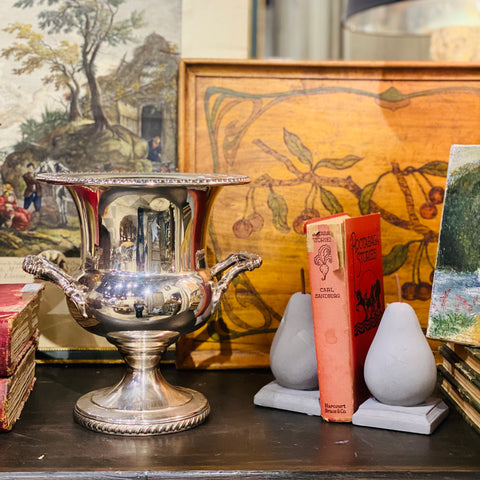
top-left (23, 172), bottom-right (262, 435)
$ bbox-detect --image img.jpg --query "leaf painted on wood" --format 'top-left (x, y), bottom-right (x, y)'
top-left (382, 243), bottom-right (409, 275)
top-left (359, 181), bottom-right (378, 215)
top-left (319, 187), bottom-right (343, 214)
top-left (418, 161), bottom-right (448, 177)
top-left (283, 128), bottom-right (312, 166)
top-left (313, 154), bottom-right (363, 171)
top-left (267, 190), bottom-right (290, 233)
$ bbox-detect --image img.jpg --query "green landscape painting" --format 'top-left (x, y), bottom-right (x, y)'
top-left (428, 144), bottom-right (480, 346)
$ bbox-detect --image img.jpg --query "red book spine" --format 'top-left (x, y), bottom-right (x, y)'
top-left (0, 284), bottom-right (43, 376)
top-left (306, 213), bottom-right (384, 422)
top-left (0, 313), bottom-right (14, 376)
top-left (0, 374), bottom-right (6, 425)
top-left (0, 342), bottom-right (36, 431)
top-left (344, 214), bottom-right (385, 411)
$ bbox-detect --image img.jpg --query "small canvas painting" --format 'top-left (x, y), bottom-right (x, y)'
top-left (428, 144), bottom-right (480, 346)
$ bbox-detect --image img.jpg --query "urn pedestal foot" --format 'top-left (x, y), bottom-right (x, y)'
top-left (73, 330), bottom-right (210, 436)
top-left (73, 387), bottom-right (210, 436)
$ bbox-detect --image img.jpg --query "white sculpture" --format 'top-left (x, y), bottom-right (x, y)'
top-left (269, 292), bottom-right (318, 391)
top-left (364, 302), bottom-right (437, 406)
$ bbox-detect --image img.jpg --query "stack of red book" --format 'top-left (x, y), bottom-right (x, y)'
top-left (0, 283), bottom-right (44, 432)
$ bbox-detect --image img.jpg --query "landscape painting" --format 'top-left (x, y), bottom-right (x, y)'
top-left (0, 0), bottom-right (181, 261)
top-left (0, 0), bottom-right (181, 356)
top-left (428, 144), bottom-right (480, 346)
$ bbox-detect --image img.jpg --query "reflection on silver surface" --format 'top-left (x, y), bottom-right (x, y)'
top-left (23, 172), bottom-right (262, 435)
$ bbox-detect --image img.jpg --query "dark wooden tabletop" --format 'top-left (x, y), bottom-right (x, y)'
top-left (0, 363), bottom-right (478, 479)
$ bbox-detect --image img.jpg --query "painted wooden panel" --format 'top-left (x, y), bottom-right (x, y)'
top-left (177, 60), bottom-right (480, 368)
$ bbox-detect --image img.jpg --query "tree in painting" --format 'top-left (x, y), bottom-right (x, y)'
top-left (2, 23), bottom-right (83, 122)
top-left (9, 0), bottom-right (145, 132)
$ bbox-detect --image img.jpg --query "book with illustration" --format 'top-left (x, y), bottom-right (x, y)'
top-left (306, 212), bottom-right (385, 422)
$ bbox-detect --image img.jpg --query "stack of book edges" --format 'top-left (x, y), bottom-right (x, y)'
top-left (437, 342), bottom-right (480, 434)
top-left (0, 283), bottom-right (44, 432)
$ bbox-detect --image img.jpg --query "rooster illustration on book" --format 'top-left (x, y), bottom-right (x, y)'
top-left (354, 278), bottom-right (383, 335)
top-left (314, 244), bottom-right (332, 280)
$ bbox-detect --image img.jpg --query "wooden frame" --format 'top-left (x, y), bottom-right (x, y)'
top-left (176, 59), bottom-right (480, 369)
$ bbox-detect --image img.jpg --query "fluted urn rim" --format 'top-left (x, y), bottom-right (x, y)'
top-left (34, 171), bottom-right (251, 187)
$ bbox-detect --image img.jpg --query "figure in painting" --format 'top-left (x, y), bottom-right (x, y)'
top-left (23, 163), bottom-right (42, 213)
top-left (147, 136), bottom-right (162, 163)
top-left (147, 135), bottom-right (162, 170)
top-left (0, 184), bottom-right (31, 231)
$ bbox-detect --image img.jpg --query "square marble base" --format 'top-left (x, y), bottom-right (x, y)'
top-left (253, 381), bottom-right (321, 416)
top-left (352, 397), bottom-right (449, 435)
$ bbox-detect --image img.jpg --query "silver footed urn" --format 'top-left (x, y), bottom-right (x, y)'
top-left (23, 172), bottom-right (262, 435)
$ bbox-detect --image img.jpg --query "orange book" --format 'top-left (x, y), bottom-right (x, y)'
top-left (306, 213), bottom-right (385, 422)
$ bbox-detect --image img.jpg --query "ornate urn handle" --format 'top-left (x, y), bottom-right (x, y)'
top-left (210, 252), bottom-right (262, 311)
top-left (22, 255), bottom-right (89, 317)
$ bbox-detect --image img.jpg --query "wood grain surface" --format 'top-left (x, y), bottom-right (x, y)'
top-left (177, 60), bottom-right (480, 368)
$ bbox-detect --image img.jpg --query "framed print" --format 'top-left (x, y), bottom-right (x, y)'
top-left (0, 0), bottom-right (181, 359)
top-left (177, 59), bottom-right (480, 368)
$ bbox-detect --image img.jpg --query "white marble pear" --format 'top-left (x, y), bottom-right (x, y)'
top-left (364, 302), bottom-right (437, 406)
top-left (269, 292), bottom-right (319, 390)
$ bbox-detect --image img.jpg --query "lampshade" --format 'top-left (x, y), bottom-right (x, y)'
top-left (344, 0), bottom-right (402, 20)
top-left (343, 0), bottom-right (480, 36)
